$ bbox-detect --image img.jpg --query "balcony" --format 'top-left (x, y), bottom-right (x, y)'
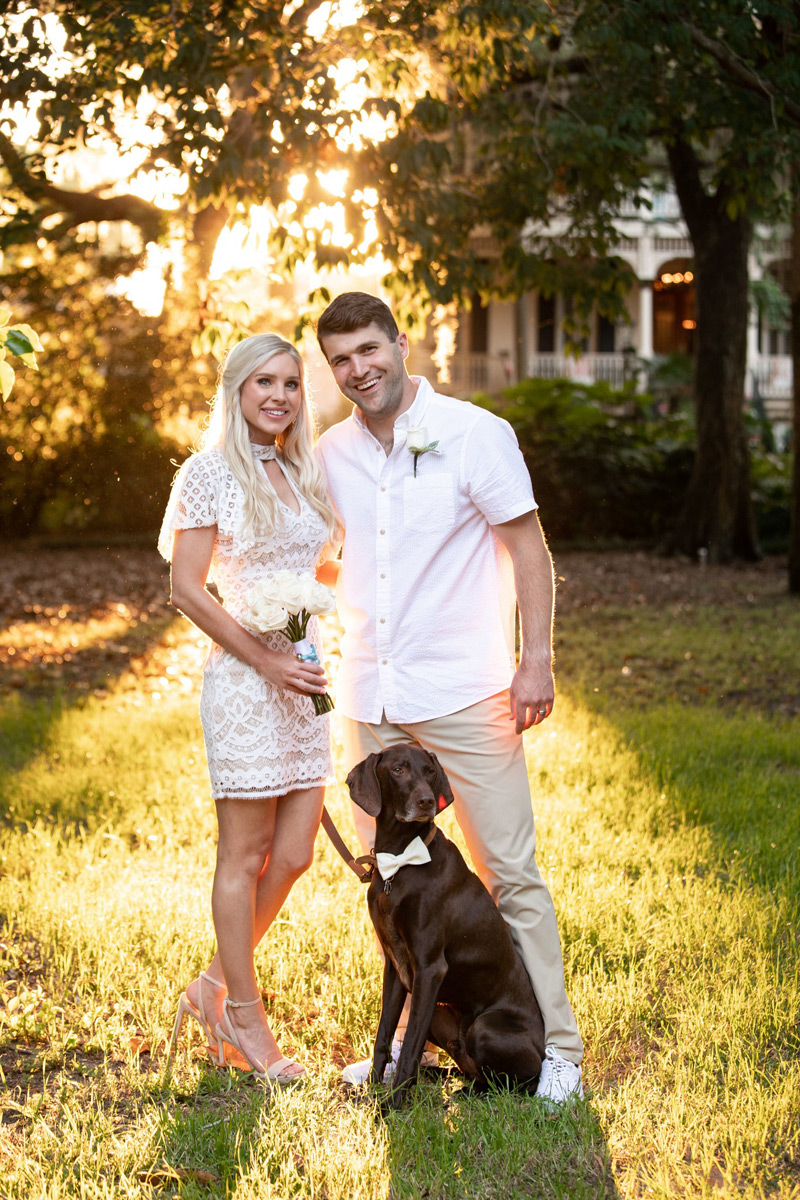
top-left (447, 353), bottom-right (515, 396)
top-left (445, 350), bottom-right (793, 425)
top-left (752, 355), bottom-right (792, 400)
top-left (527, 354), bottom-right (630, 388)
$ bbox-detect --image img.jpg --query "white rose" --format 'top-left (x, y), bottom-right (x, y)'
top-left (406, 427), bottom-right (428, 452)
top-left (304, 580), bottom-right (336, 615)
top-left (248, 601), bottom-right (289, 632)
top-left (269, 569), bottom-right (297, 592)
top-left (248, 576), bottom-right (281, 605)
top-left (278, 573), bottom-right (307, 615)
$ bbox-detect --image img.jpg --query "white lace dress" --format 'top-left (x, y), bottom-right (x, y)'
top-left (158, 446), bottom-right (332, 799)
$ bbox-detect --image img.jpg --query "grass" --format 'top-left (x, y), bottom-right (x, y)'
top-left (1, 551), bottom-right (799, 1198)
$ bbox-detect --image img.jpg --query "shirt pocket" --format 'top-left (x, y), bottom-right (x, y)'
top-left (403, 475), bottom-right (455, 532)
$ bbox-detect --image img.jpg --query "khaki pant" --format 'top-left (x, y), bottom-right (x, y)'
top-left (339, 691), bottom-right (583, 1064)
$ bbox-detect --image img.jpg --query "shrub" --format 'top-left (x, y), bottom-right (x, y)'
top-left (750, 449), bottom-right (791, 553)
top-left (472, 378), bottom-right (789, 550)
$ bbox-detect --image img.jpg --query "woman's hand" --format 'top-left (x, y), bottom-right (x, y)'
top-left (256, 646), bottom-right (328, 696)
top-left (171, 528), bottom-right (329, 697)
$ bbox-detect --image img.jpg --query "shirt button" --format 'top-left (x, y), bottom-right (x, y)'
top-left (380, 486), bottom-right (386, 492)
top-left (382, 659), bottom-right (388, 665)
top-left (380, 618), bottom-right (385, 624)
top-left (380, 573), bottom-right (386, 579)
top-left (379, 529), bottom-right (385, 535)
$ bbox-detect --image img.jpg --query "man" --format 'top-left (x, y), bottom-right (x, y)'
top-left (315, 292), bottom-right (583, 1103)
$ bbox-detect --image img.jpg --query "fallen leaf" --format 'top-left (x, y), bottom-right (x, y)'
top-left (138, 1167), bottom-right (220, 1188)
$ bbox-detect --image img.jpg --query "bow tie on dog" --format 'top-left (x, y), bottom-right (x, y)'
top-left (376, 837), bottom-right (432, 882)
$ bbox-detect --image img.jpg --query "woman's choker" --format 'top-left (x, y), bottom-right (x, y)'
top-left (250, 443), bottom-right (278, 461)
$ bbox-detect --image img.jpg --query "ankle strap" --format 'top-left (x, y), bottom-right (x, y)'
top-left (199, 971), bottom-right (225, 990)
top-left (224, 995), bottom-right (262, 1009)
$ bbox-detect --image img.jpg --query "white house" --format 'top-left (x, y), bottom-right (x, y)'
top-left (406, 186), bottom-right (793, 446)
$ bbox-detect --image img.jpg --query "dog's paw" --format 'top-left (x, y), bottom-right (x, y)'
top-left (379, 1081), bottom-right (410, 1115)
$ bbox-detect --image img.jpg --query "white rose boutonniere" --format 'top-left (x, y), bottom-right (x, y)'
top-left (406, 427), bottom-right (440, 476)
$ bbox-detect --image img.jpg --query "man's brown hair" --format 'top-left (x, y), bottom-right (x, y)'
top-left (316, 292), bottom-right (400, 355)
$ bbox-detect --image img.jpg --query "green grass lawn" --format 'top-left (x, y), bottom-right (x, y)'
top-left (1, 552), bottom-right (799, 1199)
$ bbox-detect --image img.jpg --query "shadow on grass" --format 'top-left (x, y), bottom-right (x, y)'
top-left (143, 1070), bottom-right (264, 1198)
top-left (579, 694), bottom-right (800, 899)
top-left (128, 1067), bottom-right (619, 1200)
top-left (0, 1046), bottom-right (264, 1198)
top-left (378, 1071), bottom-right (618, 1200)
top-left (0, 611), bottom-right (189, 829)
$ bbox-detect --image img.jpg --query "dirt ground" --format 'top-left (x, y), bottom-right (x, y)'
top-left (0, 542), bottom-right (794, 698)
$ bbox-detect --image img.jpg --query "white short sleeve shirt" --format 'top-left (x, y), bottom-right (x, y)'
top-left (315, 376), bottom-right (537, 723)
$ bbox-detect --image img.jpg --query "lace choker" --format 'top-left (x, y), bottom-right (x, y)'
top-left (250, 443), bottom-right (278, 461)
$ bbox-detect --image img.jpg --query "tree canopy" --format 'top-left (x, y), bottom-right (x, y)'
top-left (1, 1), bottom-right (798, 562)
top-left (361, 0), bottom-right (800, 562)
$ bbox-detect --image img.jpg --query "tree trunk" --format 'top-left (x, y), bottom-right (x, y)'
top-left (664, 138), bottom-right (760, 562)
top-left (789, 181), bottom-right (800, 593)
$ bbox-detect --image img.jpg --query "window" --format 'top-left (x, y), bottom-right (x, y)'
top-left (469, 292), bottom-right (489, 355)
top-left (537, 294), bottom-right (555, 353)
top-left (597, 313), bottom-right (615, 353)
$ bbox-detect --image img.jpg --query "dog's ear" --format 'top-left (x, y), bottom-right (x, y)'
top-left (345, 753), bottom-right (383, 817)
top-left (426, 751), bottom-right (455, 813)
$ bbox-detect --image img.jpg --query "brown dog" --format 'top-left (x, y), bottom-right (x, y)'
top-left (346, 742), bottom-right (545, 1106)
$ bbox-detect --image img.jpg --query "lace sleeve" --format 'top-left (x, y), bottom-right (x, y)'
top-left (157, 453), bottom-right (219, 561)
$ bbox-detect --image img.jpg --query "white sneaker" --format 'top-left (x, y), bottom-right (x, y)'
top-left (341, 1039), bottom-right (439, 1086)
top-left (536, 1045), bottom-right (584, 1104)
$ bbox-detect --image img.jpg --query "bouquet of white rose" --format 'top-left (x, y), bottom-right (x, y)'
top-left (243, 571), bottom-right (336, 715)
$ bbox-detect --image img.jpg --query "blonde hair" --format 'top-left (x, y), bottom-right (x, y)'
top-left (200, 333), bottom-right (339, 545)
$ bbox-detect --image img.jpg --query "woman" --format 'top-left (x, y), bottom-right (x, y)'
top-left (159, 333), bottom-right (338, 1084)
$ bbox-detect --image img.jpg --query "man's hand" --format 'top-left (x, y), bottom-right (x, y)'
top-left (509, 659), bottom-right (555, 734)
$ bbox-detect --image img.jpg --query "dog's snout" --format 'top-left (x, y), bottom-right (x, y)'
top-left (401, 782), bottom-right (437, 822)
top-left (413, 782), bottom-right (436, 805)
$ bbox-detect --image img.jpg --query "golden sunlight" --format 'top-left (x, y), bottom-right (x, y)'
top-left (113, 242), bottom-right (184, 317)
top-left (431, 305), bottom-right (458, 385)
top-left (6, 5), bottom-right (394, 322)
top-left (305, 0), bottom-right (367, 40)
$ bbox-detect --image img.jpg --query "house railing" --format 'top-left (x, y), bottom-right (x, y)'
top-left (445, 351), bottom-right (793, 417)
top-left (751, 355), bottom-right (792, 400)
top-left (447, 353), bottom-right (515, 396)
top-left (526, 354), bottom-right (629, 388)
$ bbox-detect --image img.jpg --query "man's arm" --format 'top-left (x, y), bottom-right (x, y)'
top-left (492, 509), bottom-right (555, 734)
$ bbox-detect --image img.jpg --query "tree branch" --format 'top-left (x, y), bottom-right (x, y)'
top-left (680, 19), bottom-right (800, 129)
top-left (0, 131), bottom-right (164, 240)
top-left (665, 130), bottom-right (714, 239)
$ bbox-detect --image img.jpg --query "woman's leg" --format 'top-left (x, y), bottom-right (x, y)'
top-left (252, 785), bottom-right (325, 945)
top-left (201, 786), bottom-right (324, 1072)
top-left (211, 795), bottom-right (276, 999)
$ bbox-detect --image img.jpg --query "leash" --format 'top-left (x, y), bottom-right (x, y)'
top-left (320, 806), bottom-right (376, 883)
top-left (320, 807), bottom-right (437, 887)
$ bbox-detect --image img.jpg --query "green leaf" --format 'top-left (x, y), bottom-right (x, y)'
top-left (0, 358), bottom-right (15, 401)
top-left (3, 330), bottom-right (34, 358)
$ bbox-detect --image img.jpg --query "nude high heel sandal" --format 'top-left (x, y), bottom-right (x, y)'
top-left (215, 996), bottom-right (306, 1086)
top-left (169, 971), bottom-right (227, 1063)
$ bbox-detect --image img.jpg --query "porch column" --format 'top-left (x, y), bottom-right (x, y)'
top-left (515, 294), bottom-right (532, 382)
top-left (745, 307), bottom-right (760, 400)
top-left (638, 280), bottom-right (654, 359)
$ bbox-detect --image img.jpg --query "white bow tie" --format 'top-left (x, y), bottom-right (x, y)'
top-left (375, 836), bottom-right (432, 882)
